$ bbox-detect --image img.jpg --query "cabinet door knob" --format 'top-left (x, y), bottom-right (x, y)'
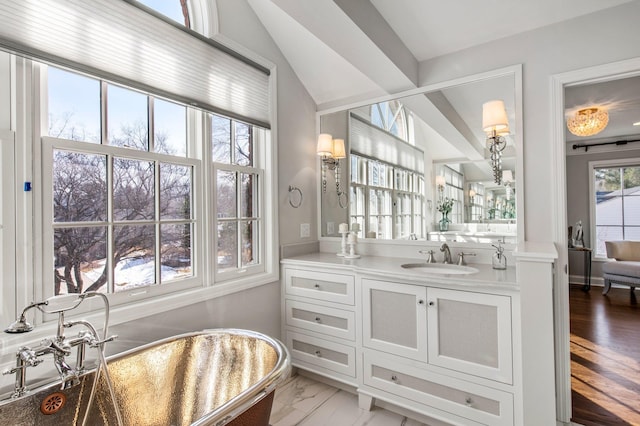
top-left (418, 299), bottom-right (425, 305)
top-left (315, 316), bottom-right (321, 322)
top-left (428, 301), bottom-right (435, 306)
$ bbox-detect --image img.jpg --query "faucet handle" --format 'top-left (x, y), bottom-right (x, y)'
top-left (418, 250), bottom-right (436, 263)
top-left (457, 252), bottom-right (476, 266)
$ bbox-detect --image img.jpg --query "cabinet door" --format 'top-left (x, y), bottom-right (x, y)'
top-left (362, 279), bottom-right (427, 361)
top-left (427, 287), bottom-right (513, 383)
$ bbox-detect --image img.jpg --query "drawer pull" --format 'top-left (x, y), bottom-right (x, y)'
top-left (428, 301), bottom-right (435, 306)
top-left (314, 283), bottom-right (320, 289)
top-left (315, 350), bottom-right (321, 357)
top-left (465, 397), bottom-right (473, 407)
top-left (391, 375), bottom-right (398, 383)
top-left (418, 299), bottom-right (424, 305)
top-left (315, 316), bottom-right (321, 323)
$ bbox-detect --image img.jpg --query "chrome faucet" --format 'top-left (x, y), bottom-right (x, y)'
top-left (3, 293), bottom-right (116, 398)
top-left (440, 243), bottom-right (452, 264)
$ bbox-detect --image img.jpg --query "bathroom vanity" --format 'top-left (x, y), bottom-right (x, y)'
top-left (281, 253), bottom-right (520, 426)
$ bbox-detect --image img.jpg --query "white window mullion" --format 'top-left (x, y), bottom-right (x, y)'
top-left (154, 160), bottom-right (161, 286)
top-left (106, 154), bottom-right (114, 294)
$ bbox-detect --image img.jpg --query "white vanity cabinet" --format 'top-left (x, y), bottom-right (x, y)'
top-left (282, 265), bottom-right (358, 385)
top-left (281, 257), bottom-right (520, 425)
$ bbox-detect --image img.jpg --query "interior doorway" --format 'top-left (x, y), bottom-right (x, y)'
top-left (551, 58), bottom-right (640, 425)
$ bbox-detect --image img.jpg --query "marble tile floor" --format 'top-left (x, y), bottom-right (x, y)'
top-left (269, 374), bottom-right (429, 426)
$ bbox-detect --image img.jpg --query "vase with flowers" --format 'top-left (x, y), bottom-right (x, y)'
top-left (437, 197), bottom-right (454, 232)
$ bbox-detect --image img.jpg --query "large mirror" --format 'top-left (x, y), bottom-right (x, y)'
top-left (319, 67), bottom-right (522, 244)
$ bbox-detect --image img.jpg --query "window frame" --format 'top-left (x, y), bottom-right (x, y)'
top-left (29, 60), bottom-right (275, 324)
top-left (209, 113), bottom-right (267, 281)
top-left (589, 158), bottom-right (640, 259)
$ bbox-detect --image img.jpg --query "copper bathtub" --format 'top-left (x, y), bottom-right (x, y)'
top-left (0, 329), bottom-right (291, 426)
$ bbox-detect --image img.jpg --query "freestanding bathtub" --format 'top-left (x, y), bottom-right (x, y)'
top-left (0, 329), bottom-right (291, 426)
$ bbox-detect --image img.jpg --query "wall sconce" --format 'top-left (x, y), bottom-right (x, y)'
top-left (482, 100), bottom-right (510, 185)
top-left (317, 133), bottom-right (346, 194)
top-left (435, 175), bottom-right (446, 198)
top-left (469, 189), bottom-right (476, 204)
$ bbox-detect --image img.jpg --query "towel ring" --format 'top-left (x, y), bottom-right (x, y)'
top-left (288, 185), bottom-right (303, 208)
top-left (338, 191), bottom-right (348, 209)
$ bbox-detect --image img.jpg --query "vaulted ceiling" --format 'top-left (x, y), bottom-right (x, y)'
top-left (248, 0), bottom-right (633, 109)
top-left (247, 0), bottom-right (640, 166)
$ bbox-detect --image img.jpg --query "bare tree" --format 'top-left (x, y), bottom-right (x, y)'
top-left (53, 120), bottom-right (192, 294)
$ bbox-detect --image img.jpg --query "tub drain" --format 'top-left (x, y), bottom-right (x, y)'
top-left (40, 392), bottom-right (66, 415)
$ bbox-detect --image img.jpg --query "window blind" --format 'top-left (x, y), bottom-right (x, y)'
top-left (350, 113), bottom-right (424, 173)
top-left (0, 0), bottom-right (271, 128)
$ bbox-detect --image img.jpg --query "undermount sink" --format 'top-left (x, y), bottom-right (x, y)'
top-left (400, 263), bottom-right (479, 275)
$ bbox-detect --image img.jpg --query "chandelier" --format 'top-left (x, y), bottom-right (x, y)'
top-left (567, 107), bottom-right (609, 137)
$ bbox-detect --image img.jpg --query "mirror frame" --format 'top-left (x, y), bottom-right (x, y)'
top-left (315, 64), bottom-right (524, 246)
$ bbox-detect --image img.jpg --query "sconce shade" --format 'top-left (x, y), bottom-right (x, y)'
top-left (317, 133), bottom-right (333, 156)
top-left (482, 100), bottom-right (509, 133)
top-left (469, 189), bottom-right (476, 197)
top-left (435, 175), bottom-right (446, 188)
top-left (502, 170), bottom-right (513, 183)
top-left (332, 138), bottom-right (346, 159)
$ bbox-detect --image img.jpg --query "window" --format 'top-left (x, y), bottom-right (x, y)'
top-left (468, 182), bottom-right (485, 222)
top-left (437, 166), bottom-right (464, 224)
top-left (211, 114), bottom-right (265, 278)
top-left (45, 66), bottom-right (196, 297)
top-left (137, 0), bottom-right (190, 27)
top-left (369, 101), bottom-right (409, 142)
top-left (350, 154), bottom-right (424, 239)
top-left (590, 159), bottom-right (640, 257)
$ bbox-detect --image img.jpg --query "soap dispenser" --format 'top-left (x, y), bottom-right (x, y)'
top-left (492, 243), bottom-right (507, 270)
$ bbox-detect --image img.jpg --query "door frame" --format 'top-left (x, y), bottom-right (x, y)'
top-left (550, 56), bottom-right (640, 423)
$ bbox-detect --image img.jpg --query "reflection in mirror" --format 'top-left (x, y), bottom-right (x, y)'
top-left (320, 68), bottom-right (520, 244)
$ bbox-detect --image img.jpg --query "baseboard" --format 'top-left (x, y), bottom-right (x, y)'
top-left (569, 275), bottom-right (637, 291)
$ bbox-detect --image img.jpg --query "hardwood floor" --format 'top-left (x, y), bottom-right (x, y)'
top-left (570, 285), bottom-right (640, 426)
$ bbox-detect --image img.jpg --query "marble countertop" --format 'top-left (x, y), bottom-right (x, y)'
top-left (281, 252), bottom-right (518, 290)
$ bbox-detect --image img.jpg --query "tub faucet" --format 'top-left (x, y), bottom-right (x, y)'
top-left (440, 243), bottom-right (452, 264)
top-left (3, 293), bottom-right (116, 398)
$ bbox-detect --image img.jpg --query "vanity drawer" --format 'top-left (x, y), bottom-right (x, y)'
top-left (363, 352), bottom-right (513, 426)
top-left (287, 331), bottom-right (356, 378)
top-left (285, 299), bottom-right (355, 341)
top-left (284, 268), bottom-right (354, 305)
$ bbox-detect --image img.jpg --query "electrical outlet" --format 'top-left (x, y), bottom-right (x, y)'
top-left (300, 223), bottom-right (310, 238)
top-left (327, 222), bottom-right (335, 235)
